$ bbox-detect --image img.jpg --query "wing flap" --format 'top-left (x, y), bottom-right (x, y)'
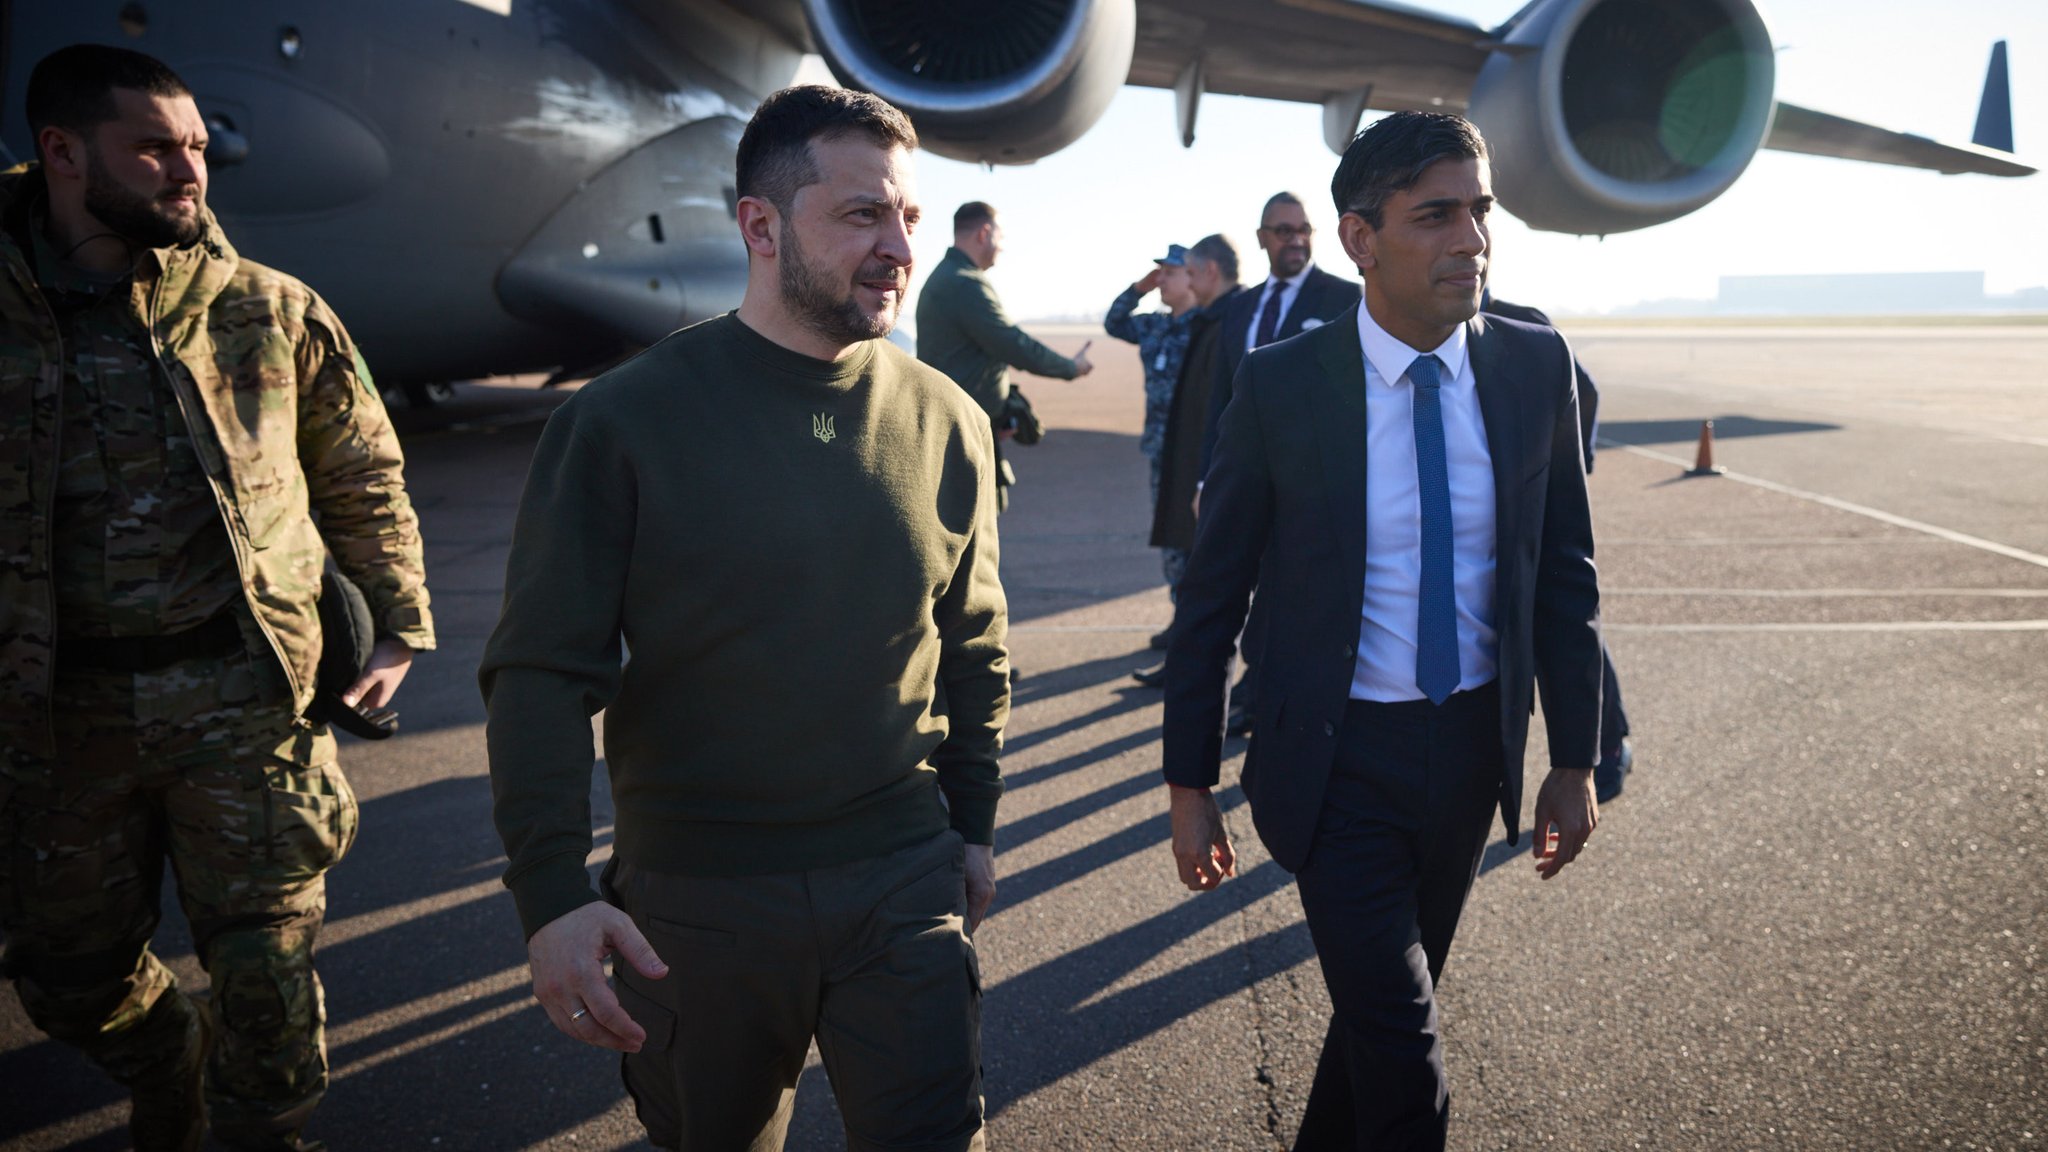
top-left (1763, 102), bottom-right (2033, 177)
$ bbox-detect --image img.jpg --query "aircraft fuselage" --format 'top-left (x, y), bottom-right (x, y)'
top-left (2, 0), bottom-right (803, 384)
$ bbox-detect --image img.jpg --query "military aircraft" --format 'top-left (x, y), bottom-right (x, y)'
top-left (1, 0), bottom-right (2030, 399)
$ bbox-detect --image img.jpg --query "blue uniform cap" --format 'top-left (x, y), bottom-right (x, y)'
top-left (1154, 244), bottom-right (1189, 267)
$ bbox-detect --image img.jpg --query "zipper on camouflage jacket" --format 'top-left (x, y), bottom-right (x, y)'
top-left (145, 265), bottom-right (308, 720)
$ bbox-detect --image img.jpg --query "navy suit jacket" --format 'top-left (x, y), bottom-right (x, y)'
top-left (1480, 295), bottom-right (1600, 469)
top-left (1201, 265), bottom-right (1361, 476)
top-left (1162, 306), bottom-right (1603, 872)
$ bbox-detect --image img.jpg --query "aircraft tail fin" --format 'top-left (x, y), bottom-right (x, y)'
top-left (1972, 40), bottom-right (2014, 153)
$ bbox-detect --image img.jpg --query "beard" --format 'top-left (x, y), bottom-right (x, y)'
top-left (83, 146), bottom-right (204, 250)
top-left (778, 222), bottom-right (900, 346)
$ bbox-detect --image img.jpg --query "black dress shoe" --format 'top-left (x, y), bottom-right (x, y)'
top-left (1225, 704), bottom-right (1252, 737)
top-left (1149, 628), bottom-right (1173, 650)
top-left (1131, 662), bottom-right (1166, 687)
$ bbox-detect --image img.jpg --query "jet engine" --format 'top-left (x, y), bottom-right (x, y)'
top-left (802, 0), bottom-right (1136, 164)
top-left (1468, 0), bottom-right (1778, 234)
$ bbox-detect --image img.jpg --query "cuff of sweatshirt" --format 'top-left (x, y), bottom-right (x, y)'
top-left (508, 854), bottom-right (604, 940)
top-left (946, 791), bottom-right (1001, 846)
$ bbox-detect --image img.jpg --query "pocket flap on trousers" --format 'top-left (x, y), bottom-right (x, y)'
top-left (612, 974), bottom-right (676, 1054)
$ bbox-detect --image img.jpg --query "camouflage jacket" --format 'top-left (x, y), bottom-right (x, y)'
top-left (0, 167), bottom-right (434, 760)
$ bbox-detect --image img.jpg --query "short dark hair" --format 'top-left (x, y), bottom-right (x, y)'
top-left (953, 201), bottom-right (996, 233)
top-left (735, 85), bottom-right (919, 212)
top-left (1259, 191), bottom-right (1304, 227)
top-left (26, 44), bottom-right (191, 158)
top-left (1331, 112), bottom-right (1488, 229)
top-left (1189, 233), bottom-right (1239, 282)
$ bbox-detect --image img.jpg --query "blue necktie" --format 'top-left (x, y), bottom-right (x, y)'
top-left (1409, 354), bottom-right (1460, 705)
top-left (1253, 282), bottom-right (1285, 347)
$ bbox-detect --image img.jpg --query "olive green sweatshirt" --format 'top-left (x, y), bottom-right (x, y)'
top-left (481, 314), bottom-right (1009, 938)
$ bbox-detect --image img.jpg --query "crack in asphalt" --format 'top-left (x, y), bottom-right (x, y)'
top-left (1222, 796), bottom-right (1291, 1149)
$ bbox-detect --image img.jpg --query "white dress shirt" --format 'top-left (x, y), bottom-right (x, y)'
top-left (1244, 265), bottom-right (1315, 353)
top-left (1351, 300), bottom-right (1498, 702)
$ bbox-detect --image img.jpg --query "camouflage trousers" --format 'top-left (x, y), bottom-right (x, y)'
top-left (0, 650), bottom-right (356, 1147)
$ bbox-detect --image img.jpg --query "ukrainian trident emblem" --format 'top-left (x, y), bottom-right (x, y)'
top-left (812, 413), bottom-right (836, 443)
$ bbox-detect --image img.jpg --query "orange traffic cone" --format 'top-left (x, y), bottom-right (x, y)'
top-left (1686, 419), bottom-right (1727, 477)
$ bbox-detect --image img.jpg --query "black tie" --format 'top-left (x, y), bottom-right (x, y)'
top-left (1253, 281), bottom-right (1286, 348)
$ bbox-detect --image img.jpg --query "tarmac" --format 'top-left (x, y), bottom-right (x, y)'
top-left (3, 322), bottom-right (2044, 1151)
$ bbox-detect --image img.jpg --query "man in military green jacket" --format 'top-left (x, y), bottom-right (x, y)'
top-left (915, 201), bottom-right (1093, 508)
top-left (0, 47), bottom-right (433, 1152)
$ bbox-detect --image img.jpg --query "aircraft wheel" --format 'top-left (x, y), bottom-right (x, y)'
top-left (399, 381), bottom-right (458, 408)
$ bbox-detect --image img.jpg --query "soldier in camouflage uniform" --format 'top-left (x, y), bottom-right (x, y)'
top-left (0, 47), bottom-right (433, 1152)
top-left (1103, 247), bottom-right (1198, 592)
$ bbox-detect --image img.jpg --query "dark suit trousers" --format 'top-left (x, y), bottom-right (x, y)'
top-left (1291, 682), bottom-right (1503, 1152)
top-left (1600, 642), bottom-right (1629, 760)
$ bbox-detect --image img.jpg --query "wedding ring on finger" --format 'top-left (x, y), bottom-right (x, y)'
top-left (569, 1006), bottom-right (589, 1022)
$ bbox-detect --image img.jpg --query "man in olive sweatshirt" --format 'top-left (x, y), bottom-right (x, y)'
top-left (916, 201), bottom-right (1093, 509)
top-left (480, 86), bottom-right (1007, 1152)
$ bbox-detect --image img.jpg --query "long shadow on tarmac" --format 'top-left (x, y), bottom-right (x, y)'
top-left (1010, 651), bottom-right (1156, 709)
top-left (1598, 415), bottom-right (1839, 444)
top-left (984, 855), bottom-right (1311, 1116)
top-left (1002, 692), bottom-right (1154, 765)
top-left (1002, 718), bottom-right (1161, 794)
top-left (993, 786), bottom-right (1248, 917)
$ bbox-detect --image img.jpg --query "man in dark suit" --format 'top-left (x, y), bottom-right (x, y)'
top-left (1198, 193), bottom-right (1361, 731)
top-left (1162, 112), bottom-right (1604, 1151)
top-left (1203, 192), bottom-right (1363, 475)
top-left (1482, 290), bottom-right (1635, 801)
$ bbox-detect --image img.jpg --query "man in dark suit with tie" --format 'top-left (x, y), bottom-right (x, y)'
top-left (1162, 112), bottom-right (1603, 1151)
top-left (1204, 192), bottom-right (1364, 473)
top-left (1198, 192), bottom-right (1361, 732)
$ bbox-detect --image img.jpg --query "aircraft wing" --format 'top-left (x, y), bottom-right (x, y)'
top-left (1129, 0), bottom-right (2034, 177)
top-left (1128, 0), bottom-right (1493, 117)
top-left (1763, 103), bottom-right (2034, 177)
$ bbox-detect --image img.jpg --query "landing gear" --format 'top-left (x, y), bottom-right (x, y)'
top-left (398, 380), bottom-right (458, 408)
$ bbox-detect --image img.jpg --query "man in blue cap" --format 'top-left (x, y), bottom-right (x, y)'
top-left (1106, 246), bottom-right (1198, 683)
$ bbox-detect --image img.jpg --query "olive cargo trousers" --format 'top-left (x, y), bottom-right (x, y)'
top-left (605, 827), bottom-right (986, 1152)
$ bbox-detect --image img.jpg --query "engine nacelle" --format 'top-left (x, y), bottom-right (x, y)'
top-left (1469, 0), bottom-right (1778, 235)
top-left (803, 0), bottom-right (1136, 165)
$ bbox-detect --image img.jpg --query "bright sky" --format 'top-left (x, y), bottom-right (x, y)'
top-left (821, 0), bottom-right (2047, 319)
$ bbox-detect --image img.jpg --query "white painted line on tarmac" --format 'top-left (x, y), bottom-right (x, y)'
top-left (1607, 587), bottom-right (2048, 598)
top-left (1608, 620), bottom-right (2048, 633)
top-left (1011, 624), bottom-right (1161, 633)
top-left (1019, 621), bottom-right (2048, 634)
top-left (1600, 536), bottom-right (1944, 546)
top-left (1606, 441), bottom-right (2048, 570)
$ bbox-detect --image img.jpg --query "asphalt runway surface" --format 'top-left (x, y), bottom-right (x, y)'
top-left (4, 323), bottom-right (2044, 1151)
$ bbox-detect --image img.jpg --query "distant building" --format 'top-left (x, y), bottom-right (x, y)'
top-left (2002, 285), bottom-right (2048, 310)
top-left (1716, 271), bottom-right (1988, 315)
top-left (1585, 273), bottom-right (2047, 319)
